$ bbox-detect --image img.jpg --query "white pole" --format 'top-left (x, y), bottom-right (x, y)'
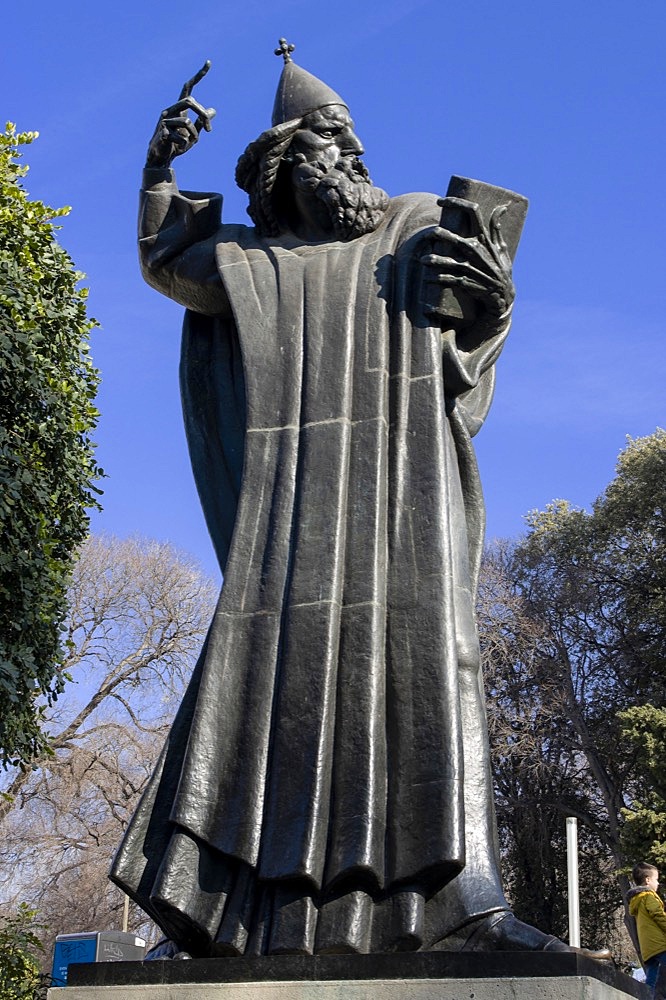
top-left (566, 816), bottom-right (581, 947)
top-left (122, 892), bottom-right (130, 934)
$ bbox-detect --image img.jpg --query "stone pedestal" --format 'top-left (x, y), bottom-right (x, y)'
top-left (48, 952), bottom-right (647, 1000)
top-left (48, 977), bottom-right (644, 1000)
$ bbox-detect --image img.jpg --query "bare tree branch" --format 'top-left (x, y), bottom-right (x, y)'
top-left (0, 534), bottom-right (217, 960)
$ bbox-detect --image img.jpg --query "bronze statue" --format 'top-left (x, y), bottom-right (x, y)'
top-left (111, 44), bottom-right (608, 960)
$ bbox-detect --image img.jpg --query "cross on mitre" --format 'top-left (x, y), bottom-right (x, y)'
top-left (274, 38), bottom-right (295, 64)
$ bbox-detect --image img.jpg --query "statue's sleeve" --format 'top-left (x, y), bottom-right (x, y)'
top-left (440, 316), bottom-right (512, 436)
top-left (138, 167), bottom-right (230, 317)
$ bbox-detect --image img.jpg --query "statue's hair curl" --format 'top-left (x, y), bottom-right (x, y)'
top-left (235, 118), bottom-right (302, 236)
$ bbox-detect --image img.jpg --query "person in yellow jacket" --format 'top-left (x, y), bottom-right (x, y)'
top-left (628, 863), bottom-right (666, 993)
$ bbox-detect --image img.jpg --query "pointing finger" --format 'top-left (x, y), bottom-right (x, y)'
top-left (179, 60), bottom-right (211, 100)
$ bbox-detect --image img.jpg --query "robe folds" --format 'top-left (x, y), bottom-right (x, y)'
top-left (111, 174), bottom-right (511, 955)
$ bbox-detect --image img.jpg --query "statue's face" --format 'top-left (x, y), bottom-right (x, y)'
top-left (280, 103), bottom-right (388, 242)
top-left (288, 105), bottom-right (364, 171)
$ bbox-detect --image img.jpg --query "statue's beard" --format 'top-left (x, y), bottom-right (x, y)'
top-left (291, 155), bottom-right (389, 240)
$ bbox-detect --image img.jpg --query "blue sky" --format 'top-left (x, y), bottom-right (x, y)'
top-left (4, 0), bottom-right (665, 581)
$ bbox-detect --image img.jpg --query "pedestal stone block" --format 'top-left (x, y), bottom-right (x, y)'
top-left (47, 976), bottom-right (644, 1000)
top-left (48, 953), bottom-right (647, 1000)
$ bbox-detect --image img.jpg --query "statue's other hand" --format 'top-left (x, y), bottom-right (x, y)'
top-left (145, 62), bottom-right (216, 169)
top-left (419, 199), bottom-right (515, 329)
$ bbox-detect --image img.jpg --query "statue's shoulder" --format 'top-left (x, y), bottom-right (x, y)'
top-left (216, 223), bottom-right (305, 252)
top-left (215, 222), bottom-right (271, 256)
top-left (387, 192), bottom-right (441, 229)
top-left (216, 222), bottom-right (257, 243)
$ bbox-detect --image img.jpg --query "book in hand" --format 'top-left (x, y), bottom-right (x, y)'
top-left (425, 175), bottom-right (528, 328)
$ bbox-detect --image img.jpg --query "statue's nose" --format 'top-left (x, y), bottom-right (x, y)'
top-left (343, 131), bottom-right (364, 156)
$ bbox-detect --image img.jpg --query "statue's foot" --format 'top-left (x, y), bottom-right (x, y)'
top-left (433, 912), bottom-right (612, 961)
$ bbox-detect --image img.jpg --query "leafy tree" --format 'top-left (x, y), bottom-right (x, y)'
top-left (480, 430), bottom-right (666, 954)
top-left (0, 904), bottom-right (50, 1000)
top-left (619, 705), bottom-right (666, 869)
top-left (0, 123), bottom-right (101, 767)
top-left (0, 534), bottom-right (217, 960)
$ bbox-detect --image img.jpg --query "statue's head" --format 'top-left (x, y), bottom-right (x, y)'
top-left (236, 42), bottom-right (389, 240)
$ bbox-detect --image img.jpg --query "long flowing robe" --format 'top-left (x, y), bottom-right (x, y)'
top-left (111, 168), bottom-right (511, 955)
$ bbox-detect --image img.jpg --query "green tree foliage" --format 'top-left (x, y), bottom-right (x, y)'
top-left (619, 705), bottom-right (666, 868)
top-left (0, 123), bottom-right (101, 767)
top-left (0, 904), bottom-right (49, 999)
top-left (480, 430), bottom-right (666, 951)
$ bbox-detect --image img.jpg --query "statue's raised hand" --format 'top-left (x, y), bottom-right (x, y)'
top-left (419, 197), bottom-right (515, 332)
top-left (145, 61), bottom-right (216, 169)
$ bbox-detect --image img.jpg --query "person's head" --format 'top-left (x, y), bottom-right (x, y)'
top-left (235, 48), bottom-right (389, 240)
top-left (632, 862), bottom-right (659, 892)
